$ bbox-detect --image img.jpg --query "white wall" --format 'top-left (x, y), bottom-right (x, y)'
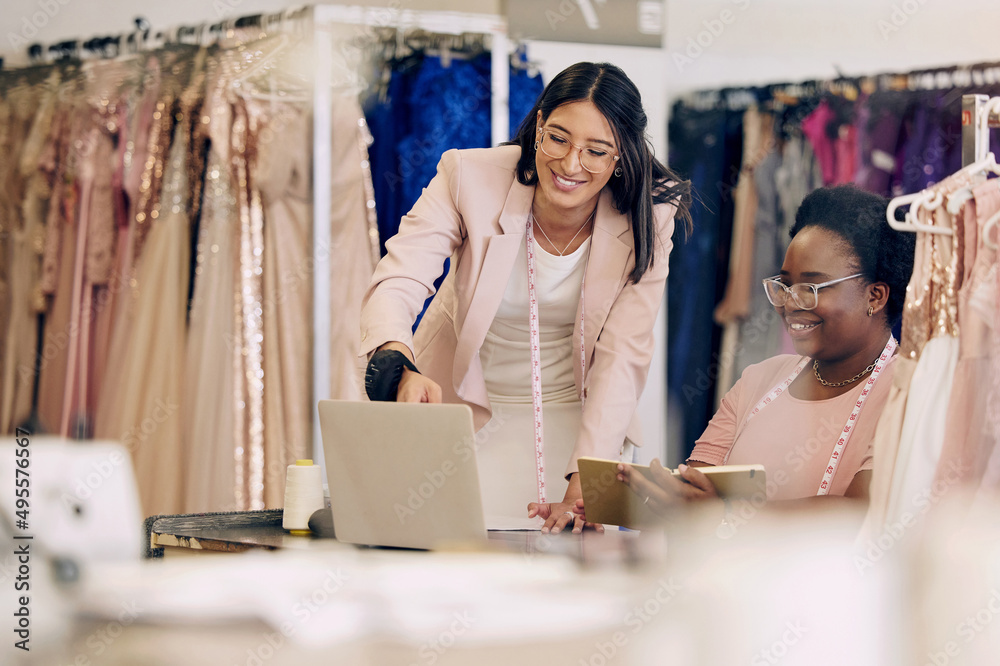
top-left (8, 0), bottom-right (997, 82)
top-left (664, 0), bottom-right (1000, 95)
top-left (0, 0), bottom-right (502, 66)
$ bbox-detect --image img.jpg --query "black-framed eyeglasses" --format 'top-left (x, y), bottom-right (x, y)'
top-left (761, 273), bottom-right (864, 310)
top-left (537, 127), bottom-right (619, 174)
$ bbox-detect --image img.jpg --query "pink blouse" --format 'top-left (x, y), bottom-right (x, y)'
top-left (690, 354), bottom-right (897, 500)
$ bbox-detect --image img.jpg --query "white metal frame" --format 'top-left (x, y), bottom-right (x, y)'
top-left (886, 94), bottom-right (1000, 237)
top-left (310, 6), bottom-right (511, 461)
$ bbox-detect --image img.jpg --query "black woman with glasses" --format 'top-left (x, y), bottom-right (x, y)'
top-left (613, 185), bottom-right (915, 517)
top-left (361, 63), bottom-right (692, 533)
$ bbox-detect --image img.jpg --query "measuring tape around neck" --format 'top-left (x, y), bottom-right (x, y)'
top-left (726, 336), bottom-right (897, 496)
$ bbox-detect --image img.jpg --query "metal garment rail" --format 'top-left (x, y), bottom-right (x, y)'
top-left (962, 94), bottom-right (1000, 166)
top-left (310, 6), bottom-right (511, 463)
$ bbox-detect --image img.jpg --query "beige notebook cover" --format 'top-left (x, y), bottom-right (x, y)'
top-left (578, 457), bottom-right (767, 529)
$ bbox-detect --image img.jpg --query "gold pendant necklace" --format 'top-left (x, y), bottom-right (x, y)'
top-left (531, 208), bottom-right (595, 256)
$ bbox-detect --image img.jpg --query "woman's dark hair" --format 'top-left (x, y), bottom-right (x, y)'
top-left (790, 185), bottom-right (916, 326)
top-left (505, 62), bottom-right (691, 283)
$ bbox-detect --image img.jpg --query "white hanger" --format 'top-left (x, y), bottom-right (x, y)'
top-left (887, 189), bottom-right (954, 236)
top-left (976, 97), bottom-right (1000, 162)
top-left (887, 153), bottom-right (1000, 236)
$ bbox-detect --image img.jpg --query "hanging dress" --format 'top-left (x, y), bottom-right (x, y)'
top-left (934, 180), bottom-right (999, 489)
top-left (182, 51), bottom-right (241, 513)
top-left (883, 184), bottom-right (962, 526)
top-left (1, 79), bottom-right (54, 433)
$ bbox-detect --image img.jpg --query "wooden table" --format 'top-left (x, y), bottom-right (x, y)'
top-left (145, 509), bottom-right (646, 562)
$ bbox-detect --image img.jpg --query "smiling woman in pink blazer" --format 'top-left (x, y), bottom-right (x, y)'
top-left (360, 62), bottom-right (691, 533)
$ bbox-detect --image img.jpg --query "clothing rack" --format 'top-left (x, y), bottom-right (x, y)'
top-left (310, 5), bottom-right (510, 462)
top-left (22, 9), bottom-right (315, 64)
top-left (677, 60), bottom-right (1000, 113)
top-left (962, 94), bottom-right (1000, 166)
top-left (8, 5), bottom-right (516, 467)
top-left (886, 94), bottom-right (1000, 236)
top-left (961, 95), bottom-right (1000, 251)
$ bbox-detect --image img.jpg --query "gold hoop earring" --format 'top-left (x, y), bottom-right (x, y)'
top-left (614, 166), bottom-right (622, 177)
top-left (867, 306), bottom-right (874, 317)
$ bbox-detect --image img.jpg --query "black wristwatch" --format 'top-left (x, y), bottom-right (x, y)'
top-left (365, 349), bottom-right (420, 401)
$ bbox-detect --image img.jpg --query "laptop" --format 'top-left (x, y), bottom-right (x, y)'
top-left (317, 400), bottom-right (487, 550)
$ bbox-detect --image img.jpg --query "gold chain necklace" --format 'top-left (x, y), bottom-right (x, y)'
top-left (531, 208), bottom-right (595, 256)
top-left (812, 358), bottom-right (878, 388)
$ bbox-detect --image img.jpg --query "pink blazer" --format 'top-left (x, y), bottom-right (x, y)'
top-left (360, 145), bottom-right (676, 476)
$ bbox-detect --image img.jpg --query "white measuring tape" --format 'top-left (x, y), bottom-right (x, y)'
top-left (525, 214), bottom-right (588, 504)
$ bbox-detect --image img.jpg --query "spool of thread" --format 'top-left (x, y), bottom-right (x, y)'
top-left (282, 459), bottom-right (324, 535)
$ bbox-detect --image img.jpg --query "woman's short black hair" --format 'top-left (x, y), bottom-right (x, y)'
top-left (505, 62), bottom-right (691, 283)
top-left (790, 185), bottom-right (916, 326)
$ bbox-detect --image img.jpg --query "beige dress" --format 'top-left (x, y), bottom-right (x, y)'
top-left (254, 91), bottom-right (381, 508)
top-left (182, 52), bottom-right (240, 513)
top-left (257, 99), bottom-right (313, 508)
top-left (1, 80), bottom-right (51, 433)
top-left (36, 86), bottom-right (86, 435)
top-left (933, 181), bottom-right (998, 489)
top-left (328, 95), bottom-right (381, 407)
top-left (861, 199), bottom-right (936, 538)
top-left (883, 182), bottom-right (961, 529)
top-left (713, 105), bottom-right (772, 404)
top-left (95, 55), bottom-right (202, 517)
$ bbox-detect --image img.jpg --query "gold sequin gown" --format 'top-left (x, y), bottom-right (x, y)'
top-left (883, 182), bottom-right (962, 527)
top-left (182, 50), bottom-right (243, 513)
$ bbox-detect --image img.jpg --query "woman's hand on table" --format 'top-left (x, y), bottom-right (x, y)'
top-left (527, 473), bottom-right (605, 535)
top-left (618, 459), bottom-right (718, 517)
